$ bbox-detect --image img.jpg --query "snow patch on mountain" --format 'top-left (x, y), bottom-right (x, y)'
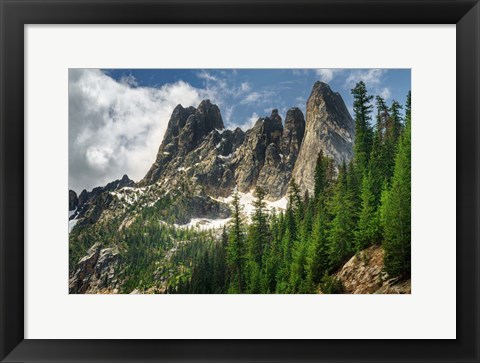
top-left (175, 218), bottom-right (230, 231)
top-left (214, 191), bottom-right (288, 218)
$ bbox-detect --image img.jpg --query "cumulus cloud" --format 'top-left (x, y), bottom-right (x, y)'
top-left (379, 87), bottom-right (392, 100)
top-left (315, 69), bottom-right (342, 83)
top-left (69, 69), bottom-right (209, 192)
top-left (345, 69), bottom-right (386, 89)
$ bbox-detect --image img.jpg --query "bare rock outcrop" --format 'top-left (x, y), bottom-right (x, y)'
top-left (334, 245), bottom-right (411, 294)
top-left (256, 108), bottom-right (305, 199)
top-left (292, 81), bottom-right (354, 194)
top-left (69, 243), bottom-right (122, 294)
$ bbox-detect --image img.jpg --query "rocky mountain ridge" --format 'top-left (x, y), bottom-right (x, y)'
top-left (69, 81), bottom-right (354, 230)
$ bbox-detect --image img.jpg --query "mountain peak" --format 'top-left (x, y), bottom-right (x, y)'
top-left (292, 82), bottom-right (354, 194)
top-left (196, 99), bottom-right (224, 131)
top-left (312, 81), bottom-right (332, 92)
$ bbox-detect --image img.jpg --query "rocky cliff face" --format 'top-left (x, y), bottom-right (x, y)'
top-left (255, 108), bottom-right (305, 199)
top-left (292, 81), bottom-right (354, 194)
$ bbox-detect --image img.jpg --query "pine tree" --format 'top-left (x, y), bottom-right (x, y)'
top-left (314, 150), bottom-right (327, 201)
top-left (380, 96), bottom-right (411, 278)
top-left (355, 171), bottom-right (381, 251)
top-left (351, 81), bottom-right (374, 175)
top-left (306, 197), bottom-right (330, 289)
top-left (288, 178), bottom-right (303, 224)
top-left (227, 191), bottom-right (246, 293)
top-left (249, 187), bottom-right (269, 262)
top-left (246, 187), bottom-right (269, 293)
top-left (388, 100), bottom-right (403, 143)
top-left (327, 163), bottom-right (356, 269)
top-left (405, 91), bottom-right (411, 127)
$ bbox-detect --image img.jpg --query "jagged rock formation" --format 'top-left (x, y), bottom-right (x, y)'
top-left (72, 81), bottom-right (353, 215)
top-left (138, 83), bottom-right (352, 200)
top-left (139, 103), bottom-right (307, 200)
top-left (292, 81), bottom-right (355, 194)
top-left (140, 100), bottom-right (243, 197)
top-left (255, 108), bottom-right (305, 199)
top-left (232, 109), bottom-right (284, 194)
top-left (70, 82), bottom-right (354, 233)
top-left (70, 174), bottom-right (134, 225)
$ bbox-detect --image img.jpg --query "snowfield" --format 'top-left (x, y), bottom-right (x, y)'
top-left (175, 218), bottom-right (231, 231)
top-left (172, 192), bottom-right (288, 231)
top-left (217, 191), bottom-right (288, 216)
top-left (69, 184), bottom-right (289, 234)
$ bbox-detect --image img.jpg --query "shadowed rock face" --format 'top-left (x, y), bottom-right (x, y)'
top-left (292, 81), bottom-right (355, 194)
top-left (255, 108), bottom-right (306, 199)
top-left (232, 109), bottom-right (284, 194)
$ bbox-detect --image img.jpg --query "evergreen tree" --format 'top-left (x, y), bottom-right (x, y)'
top-left (327, 163), bottom-right (356, 269)
top-left (351, 81), bottom-right (374, 175)
top-left (226, 191), bottom-right (246, 293)
top-left (314, 150), bottom-right (327, 201)
top-left (306, 197), bottom-right (330, 289)
top-left (387, 100), bottom-right (403, 143)
top-left (404, 91), bottom-right (411, 127)
top-left (355, 171), bottom-right (381, 251)
top-left (246, 187), bottom-right (269, 293)
top-left (288, 178), bottom-right (303, 224)
top-left (380, 99), bottom-right (411, 278)
top-left (249, 187), bottom-right (269, 262)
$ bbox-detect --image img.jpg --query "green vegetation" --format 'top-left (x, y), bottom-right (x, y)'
top-left (69, 83), bottom-right (411, 294)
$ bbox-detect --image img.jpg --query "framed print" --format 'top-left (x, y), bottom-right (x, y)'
top-left (1, 0), bottom-right (479, 362)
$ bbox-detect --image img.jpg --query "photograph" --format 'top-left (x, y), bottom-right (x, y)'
top-left (68, 68), bottom-right (411, 294)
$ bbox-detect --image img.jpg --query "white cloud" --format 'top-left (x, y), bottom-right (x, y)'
top-left (240, 92), bottom-right (261, 105)
top-left (345, 69), bottom-right (386, 89)
top-left (315, 69), bottom-right (342, 83)
top-left (119, 74), bottom-right (138, 87)
top-left (197, 70), bottom-right (218, 82)
top-left (379, 87), bottom-right (391, 100)
top-left (69, 69), bottom-right (209, 192)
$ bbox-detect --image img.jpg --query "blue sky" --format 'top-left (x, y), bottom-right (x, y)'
top-left (104, 68), bottom-right (411, 130)
top-left (70, 68), bottom-right (410, 192)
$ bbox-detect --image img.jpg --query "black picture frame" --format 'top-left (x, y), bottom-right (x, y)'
top-left (1, 0), bottom-right (479, 362)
